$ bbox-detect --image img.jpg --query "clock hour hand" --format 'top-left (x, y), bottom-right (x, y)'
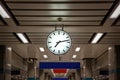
top-left (54, 41), bottom-right (60, 47)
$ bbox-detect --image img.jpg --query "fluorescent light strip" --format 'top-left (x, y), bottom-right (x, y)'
top-left (91, 33), bottom-right (103, 44)
top-left (75, 47), bottom-right (80, 52)
top-left (110, 4), bottom-right (120, 18)
top-left (7, 47), bottom-right (12, 51)
top-left (39, 47), bottom-right (45, 52)
top-left (0, 5), bottom-right (10, 18)
top-left (72, 55), bottom-right (77, 58)
top-left (16, 33), bottom-right (29, 43)
top-left (43, 55), bottom-right (48, 58)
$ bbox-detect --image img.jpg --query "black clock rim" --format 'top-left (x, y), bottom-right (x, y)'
top-left (46, 29), bottom-right (72, 55)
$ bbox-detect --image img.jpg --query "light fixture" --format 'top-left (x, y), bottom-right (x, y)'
top-left (39, 47), bottom-right (45, 52)
top-left (7, 47), bottom-right (12, 51)
top-left (110, 4), bottom-right (120, 18)
top-left (0, 5), bottom-right (10, 18)
top-left (16, 33), bottom-right (29, 43)
top-left (6, 64), bottom-right (11, 67)
top-left (72, 55), bottom-right (77, 58)
top-left (43, 55), bottom-right (48, 58)
top-left (75, 47), bottom-right (80, 52)
top-left (91, 33), bottom-right (104, 43)
top-left (108, 47), bottom-right (112, 50)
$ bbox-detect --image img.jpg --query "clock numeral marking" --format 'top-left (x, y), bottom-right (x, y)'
top-left (49, 46), bottom-right (52, 48)
top-left (66, 36), bottom-right (69, 38)
top-left (49, 36), bottom-right (52, 39)
top-left (58, 31), bottom-right (60, 35)
top-left (48, 42), bottom-right (51, 43)
top-left (53, 49), bottom-right (55, 52)
top-left (66, 46), bottom-right (69, 48)
top-left (63, 33), bottom-right (65, 35)
top-left (63, 49), bottom-right (65, 52)
top-left (53, 33), bottom-right (55, 35)
top-left (58, 50), bottom-right (60, 53)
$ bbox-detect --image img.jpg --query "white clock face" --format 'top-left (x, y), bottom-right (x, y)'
top-left (47, 30), bottom-right (71, 55)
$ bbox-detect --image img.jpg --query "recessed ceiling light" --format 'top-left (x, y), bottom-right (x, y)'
top-left (91, 33), bottom-right (103, 44)
top-left (16, 33), bottom-right (29, 43)
top-left (110, 4), bottom-right (120, 18)
top-left (43, 55), bottom-right (48, 58)
top-left (7, 47), bottom-right (12, 51)
top-left (72, 55), bottom-right (77, 58)
top-left (39, 47), bottom-right (45, 52)
top-left (0, 5), bottom-right (10, 18)
top-left (75, 47), bottom-right (80, 52)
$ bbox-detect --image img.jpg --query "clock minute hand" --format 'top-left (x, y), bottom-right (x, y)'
top-left (55, 40), bottom-right (69, 47)
top-left (60, 40), bottom-right (69, 42)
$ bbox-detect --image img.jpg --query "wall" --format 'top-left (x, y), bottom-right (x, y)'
top-left (96, 51), bottom-right (108, 69)
top-left (12, 51), bottom-right (27, 71)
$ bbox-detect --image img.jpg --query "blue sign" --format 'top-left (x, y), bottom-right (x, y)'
top-left (39, 62), bottom-right (80, 69)
top-left (53, 78), bottom-right (68, 80)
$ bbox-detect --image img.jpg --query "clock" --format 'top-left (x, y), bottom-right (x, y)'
top-left (47, 30), bottom-right (71, 55)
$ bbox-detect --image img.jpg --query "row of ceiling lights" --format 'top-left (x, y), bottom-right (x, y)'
top-left (15, 32), bottom-right (104, 59)
top-left (39, 47), bottom-right (81, 59)
top-left (16, 32), bottom-right (104, 44)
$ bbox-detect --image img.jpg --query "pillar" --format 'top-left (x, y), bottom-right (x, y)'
top-left (39, 69), bottom-right (44, 80)
top-left (68, 75), bottom-right (72, 80)
top-left (48, 75), bottom-right (52, 80)
top-left (0, 45), bottom-right (12, 80)
top-left (82, 58), bottom-right (93, 80)
top-left (75, 69), bottom-right (81, 80)
top-left (108, 45), bottom-right (120, 80)
top-left (27, 58), bottom-right (38, 80)
top-left (71, 73), bottom-right (75, 80)
top-left (44, 72), bottom-right (49, 80)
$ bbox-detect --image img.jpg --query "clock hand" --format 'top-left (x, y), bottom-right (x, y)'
top-left (55, 40), bottom-right (70, 47)
top-left (54, 41), bottom-right (60, 47)
top-left (60, 40), bottom-right (70, 42)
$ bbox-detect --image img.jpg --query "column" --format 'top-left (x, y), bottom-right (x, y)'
top-left (48, 75), bottom-right (52, 80)
top-left (71, 73), bottom-right (75, 80)
top-left (108, 45), bottom-right (120, 80)
top-left (75, 69), bottom-right (81, 80)
top-left (27, 58), bottom-right (38, 80)
top-left (68, 75), bottom-right (72, 80)
top-left (0, 45), bottom-right (12, 80)
top-left (39, 69), bottom-right (44, 80)
top-left (82, 58), bottom-right (93, 80)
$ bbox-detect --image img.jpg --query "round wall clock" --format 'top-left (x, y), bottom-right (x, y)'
top-left (47, 30), bottom-right (71, 55)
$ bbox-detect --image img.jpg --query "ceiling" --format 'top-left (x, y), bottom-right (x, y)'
top-left (0, 0), bottom-right (120, 76)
